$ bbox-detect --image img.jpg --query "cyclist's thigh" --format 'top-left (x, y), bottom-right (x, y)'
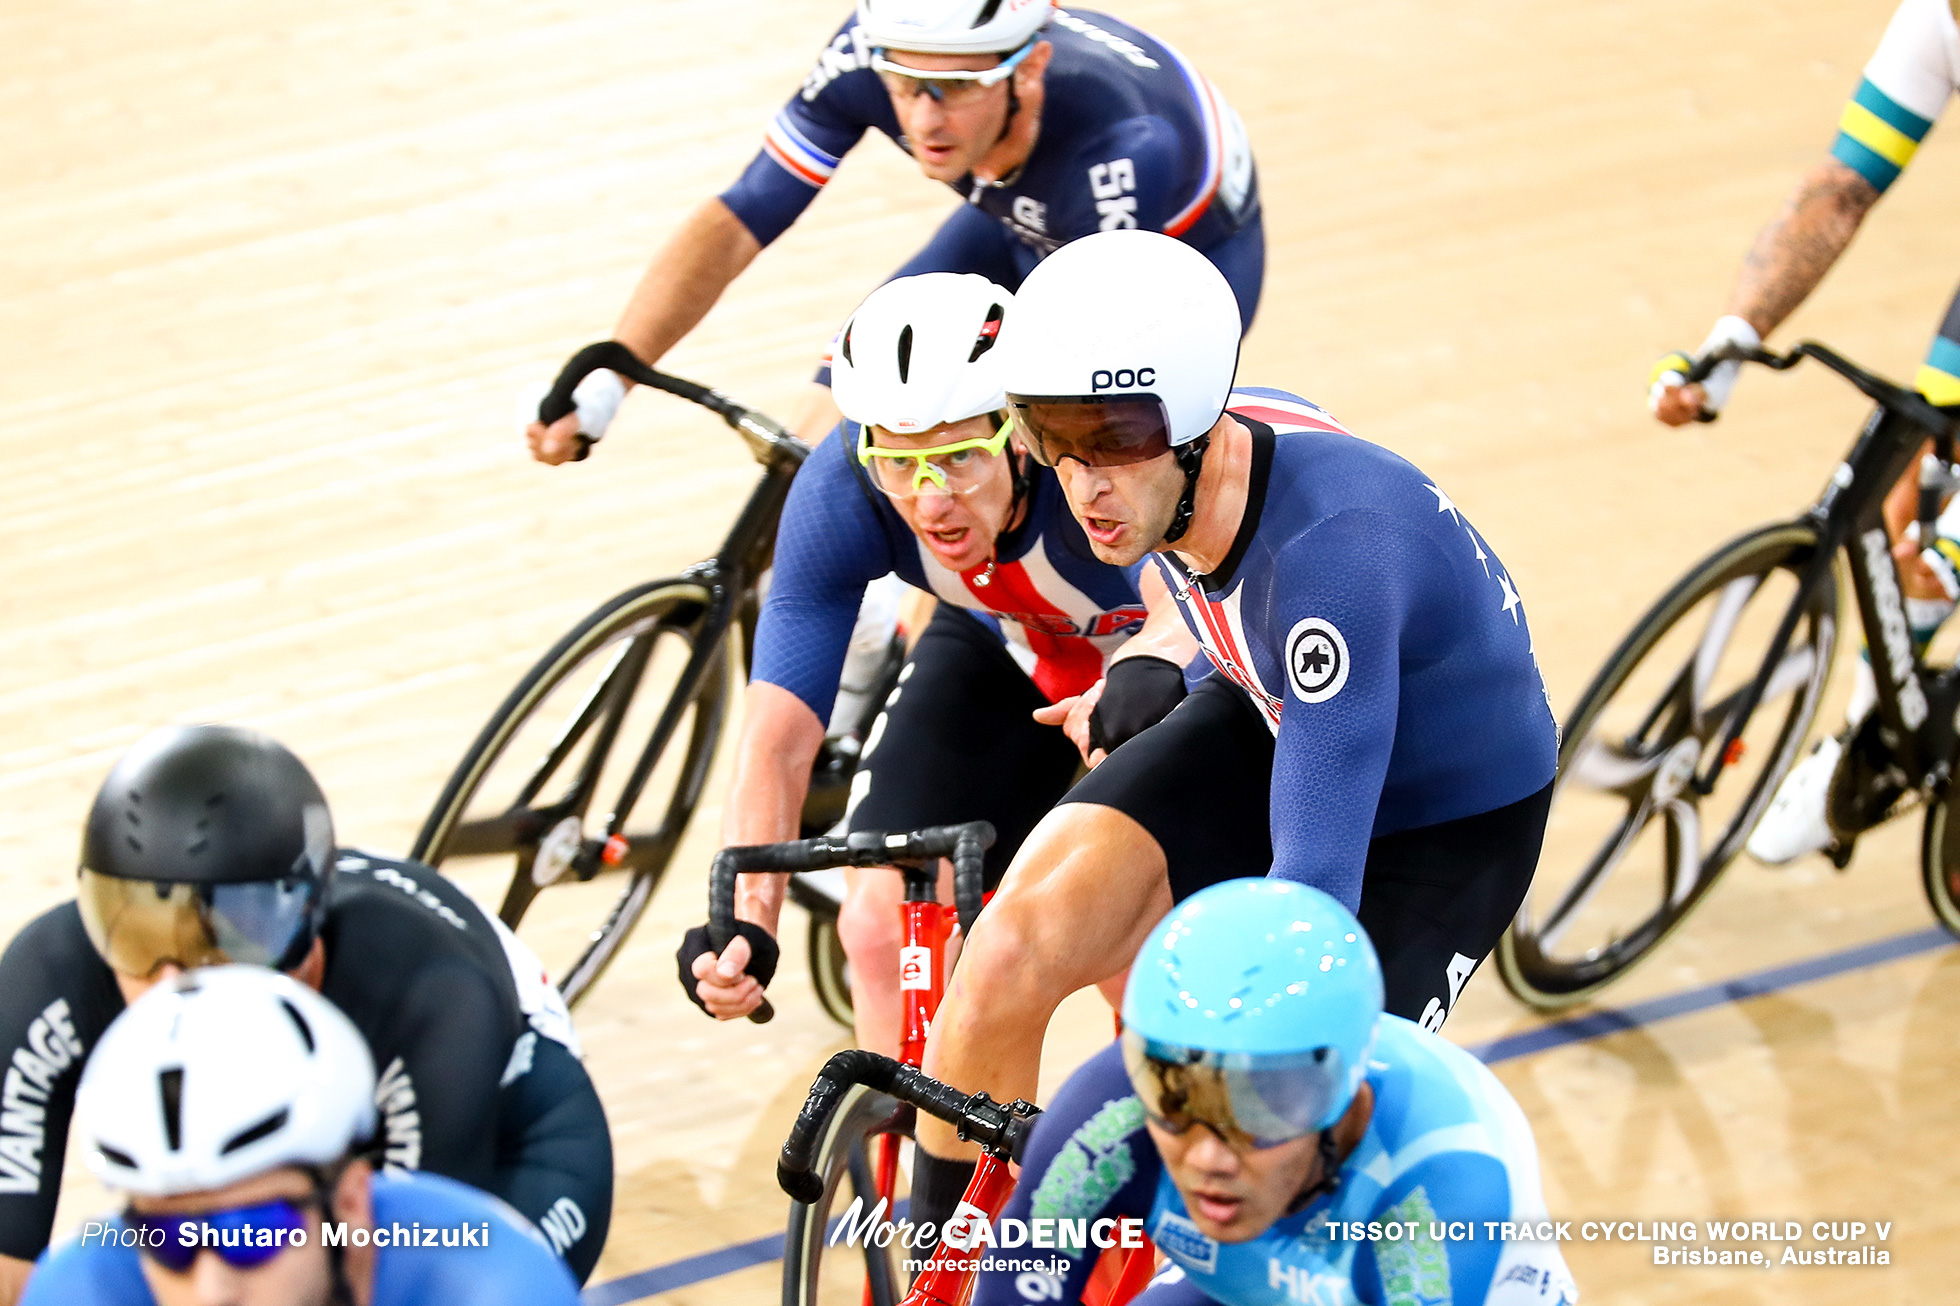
top-left (1357, 779), bottom-right (1553, 1028)
top-left (848, 605), bottom-right (1081, 885)
top-left (1063, 675), bottom-right (1275, 901)
top-left (493, 1035), bottom-right (613, 1284)
top-left (887, 203), bottom-right (1030, 289)
top-left (1195, 212), bottom-right (1265, 335)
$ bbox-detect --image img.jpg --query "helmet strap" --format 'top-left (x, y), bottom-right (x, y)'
top-left (977, 431), bottom-right (1033, 588)
top-left (1283, 1130), bottom-right (1346, 1216)
top-left (306, 1163), bottom-right (359, 1306)
top-left (1162, 434), bottom-right (1211, 544)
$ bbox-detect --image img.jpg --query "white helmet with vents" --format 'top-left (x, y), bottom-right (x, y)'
top-left (78, 966), bottom-right (377, 1196)
top-left (831, 273), bottom-right (1013, 434)
top-left (855, 0), bottom-right (1051, 55)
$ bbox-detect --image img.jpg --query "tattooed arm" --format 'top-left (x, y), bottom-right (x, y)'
top-left (1727, 157), bottom-right (1882, 336)
top-left (1654, 158), bottom-right (1880, 425)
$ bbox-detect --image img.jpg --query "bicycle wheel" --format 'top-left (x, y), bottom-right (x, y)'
top-left (1918, 782), bottom-right (1960, 937)
top-left (413, 577), bottom-right (732, 1006)
top-left (782, 1084), bottom-right (905, 1306)
top-left (808, 913), bottom-right (854, 1030)
top-left (1499, 522), bottom-right (1838, 1008)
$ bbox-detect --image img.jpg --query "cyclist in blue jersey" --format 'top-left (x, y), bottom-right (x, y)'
top-left (972, 880), bottom-right (1578, 1306)
top-left (1650, 0), bottom-right (1960, 864)
top-left (678, 272), bottom-right (1195, 1048)
top-left (906, 230), bottom-right (1558, 1238)
top-left (525, 0), bottom-right (1261, 460)
top-left (24, 966), bottom-right (580, 1306)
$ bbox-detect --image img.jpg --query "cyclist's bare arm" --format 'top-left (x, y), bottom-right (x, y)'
top-left (0, 1253), bottom-right (29, 1305)
top-left (689, 680), bottom-right (824, 1018)
top-left (1036, 566), bottom-right (1198, 764)
top-left (528, 198), bottom-right (763, 463)
top-left (1656, 158), bottom-right (1880, 425)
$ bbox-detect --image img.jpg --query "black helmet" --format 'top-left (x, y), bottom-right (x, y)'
top-left (78, 725), bottom-right (336, 976)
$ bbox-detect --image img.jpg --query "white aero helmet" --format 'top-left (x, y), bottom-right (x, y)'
top-left (832, 272), bottom-right (1013, 434)
top-left (78, 965), bottom-right (377, 1196)
top-left (1000, 229), bottom-right (1242, 452)
top-left (856, 0), bottom-right (1051, 55)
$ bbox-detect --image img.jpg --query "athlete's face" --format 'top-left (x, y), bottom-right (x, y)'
top-left (131, 1163), bottom-right (374, 1306)
top-left (871, 415), bottom-right (1019, 573)
top-left (879, 46), bottom-right (1049, 183)
top-left (1146, 1119), bottom-right (1322, 1243)
top-left (1052, 451), bottom-right (1185, 567)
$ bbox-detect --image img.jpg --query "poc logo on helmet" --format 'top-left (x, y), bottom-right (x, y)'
top-left (1091, 367), bottom-right (1156, 392)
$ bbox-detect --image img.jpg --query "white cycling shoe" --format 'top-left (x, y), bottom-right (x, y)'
top-left (1746, 735), bottom-right (1841, 865)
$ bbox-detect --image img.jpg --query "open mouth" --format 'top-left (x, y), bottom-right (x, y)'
top-left (1190, 1191), bottom-right (1243, 1225)
top-left (925, 525), bottom-right (970, 552)
top-left (1082, 516), bottom-right (1126, 545)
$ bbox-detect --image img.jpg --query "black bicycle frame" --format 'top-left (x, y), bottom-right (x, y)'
top-left (529, 342), bottom-right (811, 878)
top-left (1690, 343), bottom-right (1958, 795)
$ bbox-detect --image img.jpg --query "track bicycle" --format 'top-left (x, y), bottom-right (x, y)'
top-left (710, 823), bottom-right (1155, 1306)
top-left (413, 341), bottom-right (904, 1010)
top-left (1499, 340), bottom-right (1960, 1009)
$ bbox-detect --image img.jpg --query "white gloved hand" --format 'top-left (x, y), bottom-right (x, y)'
top-left (515, 368), bottom-right (629, 440)
top-left (1650, 316), bottom-right (1760, 417)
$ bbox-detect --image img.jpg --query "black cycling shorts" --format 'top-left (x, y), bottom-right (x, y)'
top-left (848, 604), bottom-right (1084, 886)
top-left (494, 1035), bottom-right (613, 1284)
top-left (1065, 675), bottom-right (1552, 1027)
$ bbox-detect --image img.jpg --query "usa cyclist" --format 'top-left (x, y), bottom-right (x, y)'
top-left (24, 965), bottom-right (581, 1305)
top-left (525, 0), bottom-right (1261, 460)
top-left (909, 230), bottom-right (1558, 1240)
top-left (972, 880), bottom-right (1578, 1306)
top-left (1649, 0), bottom-right (1960, 862)
top-left (0, 726), bottom-right (611, 1300)
top-left (678, 272), bottom-right (1196, 1051)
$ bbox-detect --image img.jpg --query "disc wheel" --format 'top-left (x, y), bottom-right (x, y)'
top-left (1499, 522), bottom-right (1838, 1009)
top-left (782, 1084), bottom-right (905, 1306)
top-left (413, 578), bottom-right (731, 1007)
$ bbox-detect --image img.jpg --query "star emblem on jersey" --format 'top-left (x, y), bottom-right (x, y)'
top-left (1285, 617), bottom-right (1349, 703)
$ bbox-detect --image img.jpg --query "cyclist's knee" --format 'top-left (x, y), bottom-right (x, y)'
top-left (836, 874), bottom-right (904, 963)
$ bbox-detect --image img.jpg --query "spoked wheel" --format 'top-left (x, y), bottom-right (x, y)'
top-left (413, 577), bottom-right (731, 1006)
top-left (1500, 522), bottom-right (1838, 1009)
top-left (782, 1084), bottom-right (905, 1306)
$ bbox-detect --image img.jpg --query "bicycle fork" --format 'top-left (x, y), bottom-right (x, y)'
top-left (899, 1152), bottom-right (1016, 1306)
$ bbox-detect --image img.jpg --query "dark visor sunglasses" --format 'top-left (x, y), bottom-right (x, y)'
top-left (129, 1198), bottom-right (311, 1272)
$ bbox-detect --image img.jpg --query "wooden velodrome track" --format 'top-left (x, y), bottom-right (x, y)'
top-left (5, 0), bottom-right (1957, 1300)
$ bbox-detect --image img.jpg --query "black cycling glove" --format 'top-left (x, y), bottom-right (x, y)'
top-left (676, 921), bottom-right (780, 1015)
top-left (1088, 655), bottom-right (1188, 754)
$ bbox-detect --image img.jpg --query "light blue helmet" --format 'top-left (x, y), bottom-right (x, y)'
top-left (1121, 879), bottom-right (1383, 1140)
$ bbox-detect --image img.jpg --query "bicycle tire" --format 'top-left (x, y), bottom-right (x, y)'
top-left (413, 577), bottom-right (731, 1007)
top-left (782, 1083), bottom-right (905, 1306)
top-left (808, 912), bottom-right (854, 1030)
top-left (1499, 521), bottom-right (1837, 1008)
top-left (1919, 788), bottom-right (1960, 937)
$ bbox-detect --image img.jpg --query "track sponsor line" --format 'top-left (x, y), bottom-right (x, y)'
top-left (582, 927), bottom-right (1954, 1305)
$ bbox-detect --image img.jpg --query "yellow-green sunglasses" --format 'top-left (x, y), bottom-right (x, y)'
top-left (856, 419), bottom-right (1014, 500)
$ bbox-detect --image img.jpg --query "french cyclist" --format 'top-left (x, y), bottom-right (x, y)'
top-left (1649, 0), bottom-right (1960, 863)
top-left (0, 726), bottom-right (611, 1302)
top-left (525, 0), bottom-right (1261, 459)
top-left (23, 965), bottom-right (581, 1305)
top-left (678, 272), bottom-right (1195, 1052)
top-left (973, 879), bottom-right (1578, 1306)
top-left (910, 230), bottom-right (1558, 1242)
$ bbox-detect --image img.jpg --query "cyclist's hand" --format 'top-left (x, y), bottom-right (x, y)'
top-left (519, 368), bottom-right (627, 465)
top-left (677, 921), bottom-right (780, 1020)
top-left (1034, 681), bottom-right (1108, 768)
top-left (1649, 316), bottom-right (1760, 426)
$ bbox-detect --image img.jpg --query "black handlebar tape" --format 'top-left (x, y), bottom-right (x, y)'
top-left (706, 848), bottom-right (781, 1025)
top-left (777, 1049), bottom-right (1030, 1203)
top-left (950, 824), bottom-right (993, 940)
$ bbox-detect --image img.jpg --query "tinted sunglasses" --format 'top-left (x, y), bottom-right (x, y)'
top-left (1007, 394), bottom-right (1175, 468)
top-left (129, 1198), bottom-right (311, 1273)
top-left (77, 867), bottom-right (321, 977)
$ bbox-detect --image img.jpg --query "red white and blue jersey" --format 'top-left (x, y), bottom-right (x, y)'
top-left (1153, 387), bottom-right (1559, 907)
top-left (754, 425), bottom-right (1147, 720)
top-left (719, 9), bottom-right (1257, 257)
